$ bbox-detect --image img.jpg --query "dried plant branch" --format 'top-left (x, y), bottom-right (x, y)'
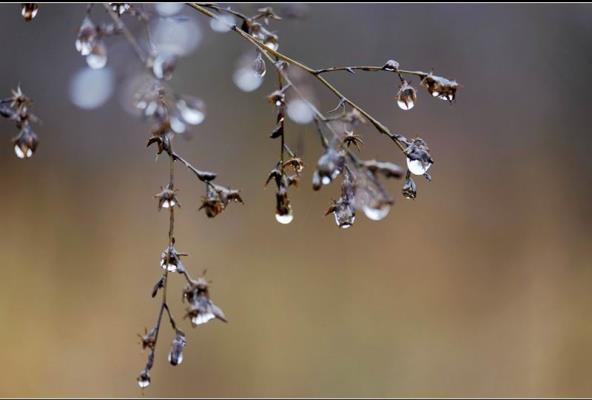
top-left (13, 2), bottom-right (459, 390)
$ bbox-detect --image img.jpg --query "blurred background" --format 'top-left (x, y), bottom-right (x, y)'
top-left (0, 2), bottom-right (591, 397)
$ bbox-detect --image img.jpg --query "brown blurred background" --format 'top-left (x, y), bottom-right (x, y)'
top-left (0, 2), bottom-right (591, 397)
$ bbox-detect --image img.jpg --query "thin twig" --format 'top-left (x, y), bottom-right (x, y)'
top-left (186, 3), bottom-right (408, 152)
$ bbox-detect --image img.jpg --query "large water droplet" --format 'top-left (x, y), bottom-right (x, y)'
top-left (287, 99), bottom-right (314, 124)
top-left (176, 97), bottom-right (205, 125)
top-left (397, 98), bottom-right (414, 110)
top-left (14, 145), bottom-right (32, 159)
top-left (253, 53), bottom-right (266, 78)
top-left (151, 16), bottom-right (202, 57)
top-left (275, 212), bottom-right (294, 224)
top-left (160, 260), bottom-right (177, 272)
top-left (363, 204), bottom-right (391, 221)
top-left (155, 3), bottom-right (184, 16)
top-left (86, 42), bottom-right (107, 69)
top-left (406, 158), bottom-right (431, 176)
top-left (210, 14), bottom-right (235, 33)
top-left (168, 351), bottom-right (183, 366)
top-left (232, 67), bottom-right (263, 92)
top-left (137, 372), bottom-right (151, 388)
top-left (152, 53), bottom-right (176, 80)
top-left (192, 313), bottom-right (215, 326)
top-left (170, 116), bottom-right (187, 134)
top-left (69, 67), bottom-right (114, 110)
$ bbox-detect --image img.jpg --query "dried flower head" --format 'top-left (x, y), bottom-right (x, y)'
top-left (160, 244), bottom-right (187, 273)
top-left (21, 3), bottom-right (39, 21)
top-left (155, 184), bottom-right (180, 211)
top-left (404, 137), bottom-right (433, 176)
top-left (12, 124), bottom-right (38, 159)
top-left (312, 147), bottom-right (345, 190)
top-left (421, 73), bottom-right (458, 102)
top-left (184, 275), bottom-right (227, 326)
top-left (199, 184), bottom-right (243, 218)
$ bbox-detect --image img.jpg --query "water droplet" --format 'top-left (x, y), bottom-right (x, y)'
top-left (210, 14), bottom-right (235, 33)
top-left (152, 53), bottom-right (176, 80)
top-left (275, 212), bottom-right (294, 224)
top-left (363, 204), bottom-right (391, 221)
top-left (168, 351), bottom-right (183, 366)
top-left (69, 67), bottom-right (114, 110)
top-left (161, 199), bottom-right (177, 209)
top-left (137, 371), bottom-right (151, 388)
top-left (176, 97), bottom-right (206, 125)
top-left (160, 260), bottom-right (177, 272)
top-left (155, 3), bottom-right (184, 16)
top-left (264, 36), bottom-right (279, 51)
top-left (397, 99), bottom-right (414, 110)
top-left (14, 145), bottom-right (32, 159)
top-left (21, 3), bottom-right (38, 21)
top-left (334, 213), bottom-right (355, 229)
top-left (151, 16), bottom-right (202, 57)
top-left (287, 99), bottom-right (314, 124)
top-left (86, 42), bottom-right (107, 69)
top-left (406, 158), bottom-right (431, 176)
top-left (232, 67), bottom-right (263, 92)
top-left (253, 53), bottom-right (266, 78)
top-left (192, 312), bottom-right (215, 326)
top-left (170, 116), bottom-right (187, 134)
top-left (75, 17), bottom-right (96, 56)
